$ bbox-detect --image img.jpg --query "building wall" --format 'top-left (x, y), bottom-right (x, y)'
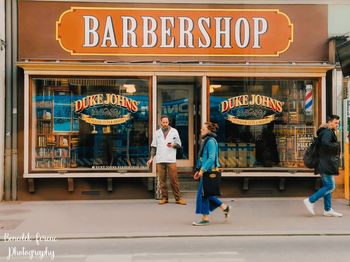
top-left (18, 2), bottom-right (329, 63)
top-left (8, 0), bottom-right (350, 200)
top-left (0, 0), bottom-right (5, 201)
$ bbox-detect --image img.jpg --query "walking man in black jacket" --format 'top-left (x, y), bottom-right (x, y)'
top-left (303, 115), bottom-right (343, 217)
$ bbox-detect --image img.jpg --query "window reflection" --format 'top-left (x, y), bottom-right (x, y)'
top-left (209, 78), bottom-right (317, 169)
top-left (159, 88), bottom-right (189, 160)
top-left (32, 77), bottom-right (150, 171)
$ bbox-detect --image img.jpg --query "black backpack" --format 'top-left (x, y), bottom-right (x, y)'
top-left (303, 137), bottom-right (320, 168)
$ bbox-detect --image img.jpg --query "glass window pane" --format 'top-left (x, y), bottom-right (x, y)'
top-left (159, 88), bottom-right (189, 160)
top-left (32, 77), bottom-right (150, 171)
top-left (209, 78), bottom-right (317, 169)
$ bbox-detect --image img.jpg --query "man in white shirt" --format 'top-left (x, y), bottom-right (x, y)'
top-left (147, 115), bottom-right (186, 205)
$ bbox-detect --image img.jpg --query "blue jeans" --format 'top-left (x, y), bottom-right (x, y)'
top-left (195, 178), bottom-right (222, 215)
top-left (309, 174), bottom-right (336, 211)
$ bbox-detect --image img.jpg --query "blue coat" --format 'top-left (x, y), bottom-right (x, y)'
top-left (196, 138), bottom-right (220, 172)
top-left (195, 137), bottom-right (222, 215)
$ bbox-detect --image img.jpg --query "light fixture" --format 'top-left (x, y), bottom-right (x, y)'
top-left (209, 84), bottom-right (221, 93)
top-left (210, 84), bottom-right (222, 89)
top-left (123, 84), bottom-right (136, 94)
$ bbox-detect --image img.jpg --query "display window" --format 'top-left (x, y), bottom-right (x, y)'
top-left (31, 76), bottom-right (151, 172)
top-left (209, 78), bottom-right (319, 169)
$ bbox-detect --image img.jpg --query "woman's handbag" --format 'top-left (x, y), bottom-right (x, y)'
top-left (202, 170), bottom-right (221, 197)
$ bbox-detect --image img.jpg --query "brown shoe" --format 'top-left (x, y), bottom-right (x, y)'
top-left (176, 199), bottom-right (187, 205)
top-left (159, 199), bottom-right (169, 205)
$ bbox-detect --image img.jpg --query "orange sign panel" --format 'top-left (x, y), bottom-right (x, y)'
top-left (56, 7), bottom-right (293, 57)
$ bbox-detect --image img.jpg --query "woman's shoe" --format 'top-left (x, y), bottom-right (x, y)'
top-left (223, 205), bottom-right (231, 218)
top-left (192, 220), bottom-right (210, 226)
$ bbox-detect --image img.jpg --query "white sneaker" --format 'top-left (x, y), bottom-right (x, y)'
top-left (303, 198), bottom-right (315, 215)
top-left (323, 209), bottom-right (343, 217)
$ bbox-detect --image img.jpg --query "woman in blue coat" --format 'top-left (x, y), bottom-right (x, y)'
top-left (192, 122), bottom-right (231, 226)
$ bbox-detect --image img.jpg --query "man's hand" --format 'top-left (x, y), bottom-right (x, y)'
top-left (147, 158), bottom-right (153, 167)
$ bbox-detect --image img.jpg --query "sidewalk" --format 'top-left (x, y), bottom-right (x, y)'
top-left (0, 198), bottom-right (349, 240)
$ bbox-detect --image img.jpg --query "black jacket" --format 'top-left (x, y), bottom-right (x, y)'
top-left (316, 127), bottom-right (340, 175)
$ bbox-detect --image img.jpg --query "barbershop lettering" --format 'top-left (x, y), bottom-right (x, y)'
top-left (57, 8), bottom-right (293, 56)
top-left (221, 95), bottom-right (284, 114)
top-left (83, 15), bottom-right (268, 49)
top-left (74, 94), bottom-right (139, 113)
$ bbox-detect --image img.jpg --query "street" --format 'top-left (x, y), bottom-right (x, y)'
top-left (1, 235), bottom-right (350, 262)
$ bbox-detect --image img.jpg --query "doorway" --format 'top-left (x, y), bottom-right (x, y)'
top-left (157, 76), bottom-right (201, 169)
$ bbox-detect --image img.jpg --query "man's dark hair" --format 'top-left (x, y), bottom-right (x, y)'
top-left (160, 115), bottom-right (169, 121)
top-left (327, 114), bottom-right (340, 122)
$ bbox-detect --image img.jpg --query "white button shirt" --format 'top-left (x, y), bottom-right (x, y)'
top-left (151, 127), bottom-right (182, 163)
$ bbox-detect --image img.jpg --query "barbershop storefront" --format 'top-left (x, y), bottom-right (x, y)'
top-left (17, 1), bottom-right (335, 199)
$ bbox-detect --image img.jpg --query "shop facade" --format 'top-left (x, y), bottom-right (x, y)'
top-left (15, 1), bottom-right (342, 200)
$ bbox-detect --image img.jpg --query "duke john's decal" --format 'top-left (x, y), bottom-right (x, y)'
top-left (74, 94), bottom-right (139, 126)
top-left (75, 93), bottom-right (139, 113)
top-left (220, 94), bottom-right (284, 126)
top-left (80, 113), bottom-right (131, 125)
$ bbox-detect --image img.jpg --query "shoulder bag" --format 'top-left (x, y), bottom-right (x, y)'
top-left (202, 138), bottom-right (221, 197)
top-left (202, 170), bottom-right (221, 197)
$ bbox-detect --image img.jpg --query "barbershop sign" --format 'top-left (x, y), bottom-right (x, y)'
top-left (56, 7), bottom-right (293, 56)
top-left (74, 94), bottom-right (139, 126)
top-left (221, 94), bottom-right (284, 125)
